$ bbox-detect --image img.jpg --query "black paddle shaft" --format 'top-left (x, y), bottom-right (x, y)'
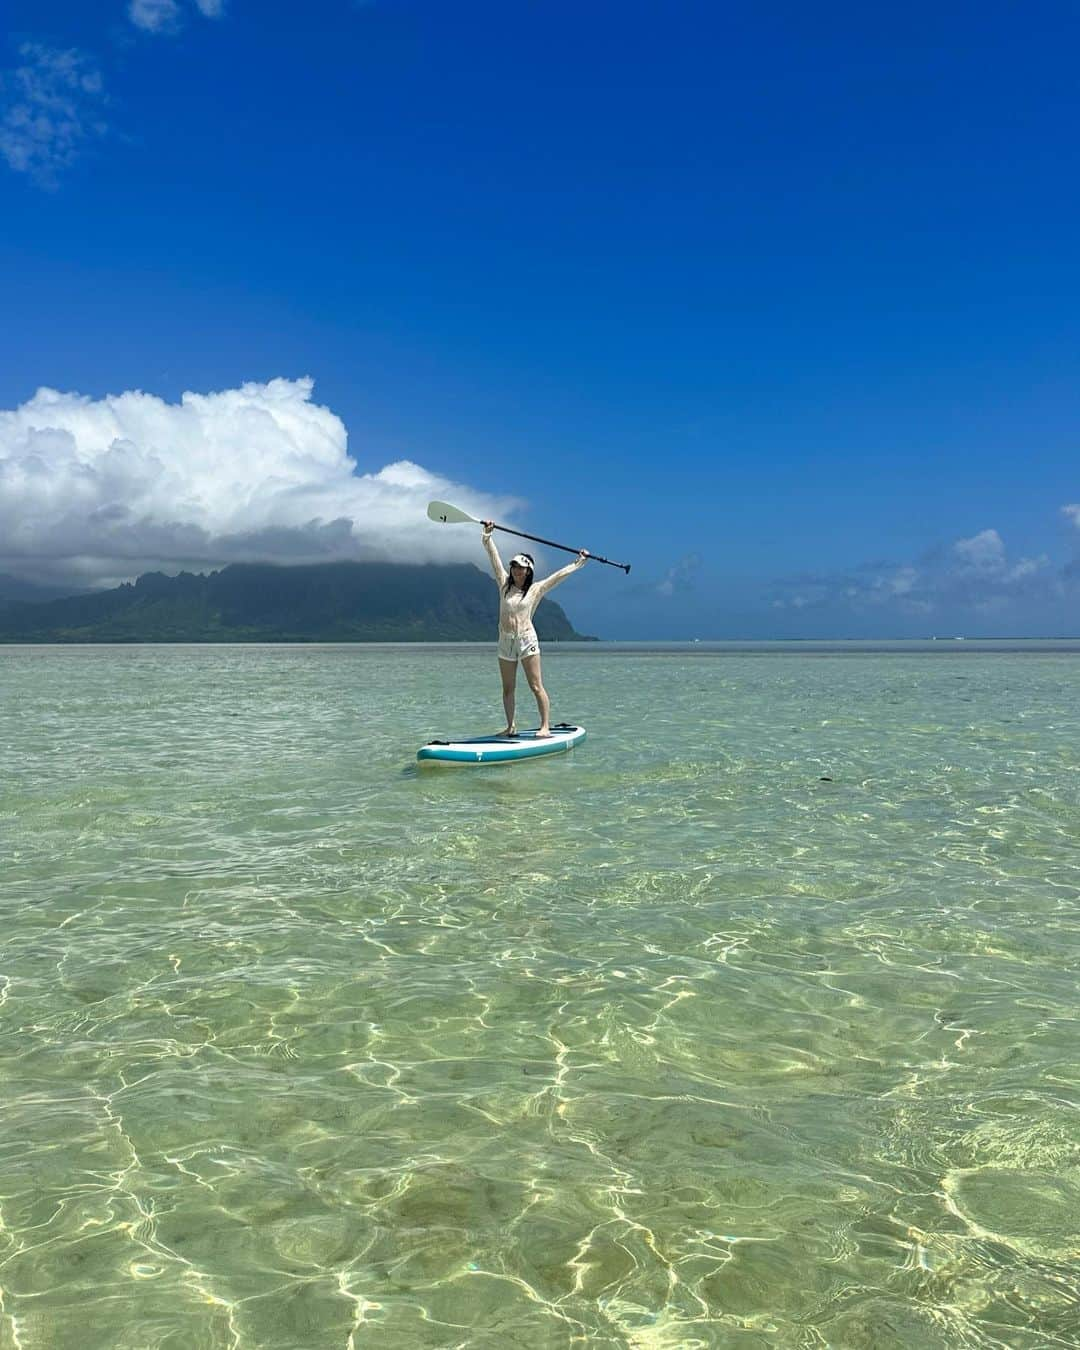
top-left (492, 523), bottom-right (631, 574)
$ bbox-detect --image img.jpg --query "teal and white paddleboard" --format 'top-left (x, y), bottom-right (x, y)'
top-left (418, 723), bottom-right (586, 765)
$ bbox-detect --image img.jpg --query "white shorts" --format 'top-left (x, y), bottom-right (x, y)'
top-left (498, 631), bottom-right (540, 662)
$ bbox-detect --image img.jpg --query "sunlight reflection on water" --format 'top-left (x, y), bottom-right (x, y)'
top-left (2, 645), bottom-right (1079, 1347)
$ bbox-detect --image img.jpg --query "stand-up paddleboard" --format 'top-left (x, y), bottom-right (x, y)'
top-left (418, 723), bottom-right (586, 764)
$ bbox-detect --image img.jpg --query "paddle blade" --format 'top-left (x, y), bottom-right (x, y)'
top-left (427, 500), bottom-right (479, 525)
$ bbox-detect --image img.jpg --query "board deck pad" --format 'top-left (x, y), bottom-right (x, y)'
top-left (417, 723), bottom-right (586, 764)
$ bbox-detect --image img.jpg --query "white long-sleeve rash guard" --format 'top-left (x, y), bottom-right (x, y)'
top-left (483, 530), bottom-right (586, 638)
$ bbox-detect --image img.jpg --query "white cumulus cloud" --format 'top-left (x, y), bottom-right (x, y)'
top-left (953, 528), bottom-right (1048, 583)
top-left (0, 44), bottom-right (107, 187)
top-left (0, 378), bottom-right (516, 588)
top-left (953, 527), bottom-right (1005, 570)
top-left (771, 527), bottom-right (1055, 617)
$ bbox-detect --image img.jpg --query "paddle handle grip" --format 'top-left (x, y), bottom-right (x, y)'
top-left (491, 524), bottom-right (631, 574)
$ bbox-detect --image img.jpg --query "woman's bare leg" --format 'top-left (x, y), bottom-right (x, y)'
top-left (498, 658), bottom-right (518, 735)
top-left (521, 653), bottom-right (551, 735)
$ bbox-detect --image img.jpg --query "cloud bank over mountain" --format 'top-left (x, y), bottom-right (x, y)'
top-left (2, 374), bottom-right (1075, 635)
top-left (0, 378), bottom-right (515, 588)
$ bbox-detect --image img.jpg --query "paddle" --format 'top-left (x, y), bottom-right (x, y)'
top-left (427, 500), bottom-right (631, 574)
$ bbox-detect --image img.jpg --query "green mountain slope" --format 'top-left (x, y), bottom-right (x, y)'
top-left (0, 562), bottom-right (594, 643)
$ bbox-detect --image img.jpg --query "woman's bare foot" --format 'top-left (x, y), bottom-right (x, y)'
top-left (535, 728), bottom-right (552, 738)
top-left (497, 726), bottom-right (517, 738)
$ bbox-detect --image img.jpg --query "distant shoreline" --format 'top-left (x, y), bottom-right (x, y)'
top-left (2, 638), bottom-right (1078, 653)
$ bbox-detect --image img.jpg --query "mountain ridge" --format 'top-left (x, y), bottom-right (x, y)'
top-left (0, 562), bottom-right (595, 643)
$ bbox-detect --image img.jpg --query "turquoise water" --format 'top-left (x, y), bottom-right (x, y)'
top-left (2, 644), bottom-right (1080, 1348)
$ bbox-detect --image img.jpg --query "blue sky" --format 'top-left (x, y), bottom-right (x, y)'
top-left (2, 0), bottom-right (1079, 637)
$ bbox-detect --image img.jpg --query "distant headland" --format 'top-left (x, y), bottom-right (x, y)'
top-left (0, 562), bottom-right (594, 644)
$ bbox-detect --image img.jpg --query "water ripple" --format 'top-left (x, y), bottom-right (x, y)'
top-left (2, 646), bottom-right (1079, 1346)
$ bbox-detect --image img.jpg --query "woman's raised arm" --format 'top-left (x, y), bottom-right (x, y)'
top-left (481, 523), bottom-right (507, 587)
top-left (531, 551), bottom-right (588, 599)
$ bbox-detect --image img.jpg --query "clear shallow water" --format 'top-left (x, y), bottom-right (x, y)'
top-left (2, 644), bottom-right (1080, 1349)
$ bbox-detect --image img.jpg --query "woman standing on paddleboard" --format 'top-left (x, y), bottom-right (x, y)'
top-left (481, 521), bottom-right (588, 738)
